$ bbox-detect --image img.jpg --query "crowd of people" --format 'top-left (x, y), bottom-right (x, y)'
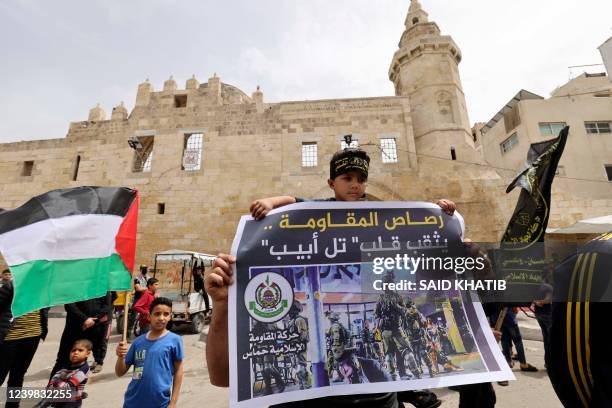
top-left (0, 145), bottom-right (602, 407)
top-left (0, 266), bottom-right (184, 408)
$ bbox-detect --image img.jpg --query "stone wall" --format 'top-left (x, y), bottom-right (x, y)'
top-left (1, 79), bottom-right (608, 270)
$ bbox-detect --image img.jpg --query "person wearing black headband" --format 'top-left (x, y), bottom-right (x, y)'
top-left (325, 148), bottom-right (370, 201)
top-left (203, 145), bottom-right (458, 408)
top-left (329, 148), bottom-right (370, 180)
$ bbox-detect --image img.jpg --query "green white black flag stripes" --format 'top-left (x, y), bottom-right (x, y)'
top-left (0, 186), bottom-right (139, 317)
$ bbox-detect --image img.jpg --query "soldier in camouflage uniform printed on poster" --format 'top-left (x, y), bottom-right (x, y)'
top-left (436, 317), bottom-right (454, 356)
top-left (285, 301), bottom-right (311, 390)
top-left (374, 272), bottom-right (420, 380)
top-left (325, 311), bottom-right (391, 385)
top-left (325, 311), bottom-right (366, 384)
top-left (360, 319), bottom-right (382, 362)
top-left (251, 320), bottom-right (286, 395)
top-left (403, 297), bottom-right (436, 378)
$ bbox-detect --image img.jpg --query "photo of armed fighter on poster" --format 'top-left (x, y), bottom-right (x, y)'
top-left (229, 202), bottom-right (514, 408)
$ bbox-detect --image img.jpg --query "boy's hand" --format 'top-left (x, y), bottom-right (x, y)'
top-left (436, 198), bottom-right (456, 215)
top-left (116, 341), bottom-right (129, 358)
top-left (204, 254), bottom-right (236, 303)
top-left (492, 329), bottom-right (502, 343)
top-left (250, 198), bottom-right (274, 220)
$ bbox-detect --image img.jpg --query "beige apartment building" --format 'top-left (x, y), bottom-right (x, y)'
top-left (475, 72), bottom-right (612, 195)
top-left (1, 2), bottom-right (610, 267)
top-left (472, 39), bottom-right (612, 240)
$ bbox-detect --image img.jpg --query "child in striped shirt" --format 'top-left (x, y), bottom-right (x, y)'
top-left (44, 339), bottom-right (92, 407)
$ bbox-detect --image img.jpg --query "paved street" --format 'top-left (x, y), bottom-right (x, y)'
top-left (14, 315), bottom-right (560, 407)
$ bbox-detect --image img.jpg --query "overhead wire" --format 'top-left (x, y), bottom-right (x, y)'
top-left (358, 142), bottom-right (612, 185)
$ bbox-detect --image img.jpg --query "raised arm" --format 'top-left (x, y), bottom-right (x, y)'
top-left (249, 196), bottom-right (297, 220)
top-left (204, 254), bottom-right (235, 387)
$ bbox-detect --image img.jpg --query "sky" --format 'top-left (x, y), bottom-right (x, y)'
top-left (1, 0), bottom-right (611, 143)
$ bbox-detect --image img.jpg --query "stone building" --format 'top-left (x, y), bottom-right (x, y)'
top-left (1, 0), bottom-right (610, 267)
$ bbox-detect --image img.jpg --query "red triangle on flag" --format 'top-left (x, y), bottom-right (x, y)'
top-left (115, 191), bottom-right (139, 272)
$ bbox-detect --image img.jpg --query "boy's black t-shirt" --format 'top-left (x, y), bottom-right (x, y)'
top-left (278, 196), bottom-right (397, 408)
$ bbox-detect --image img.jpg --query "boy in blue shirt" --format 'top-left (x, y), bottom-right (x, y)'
top-left (115, 297), bottom-right (184, 408)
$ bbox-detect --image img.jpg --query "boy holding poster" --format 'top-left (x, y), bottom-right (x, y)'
top-left (206, 146), bottom-right (458, 408)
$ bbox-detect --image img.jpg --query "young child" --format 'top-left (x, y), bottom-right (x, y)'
top-left (207, 147), bottom-right (453, 408)
top-left (115, 297), bottom-right (184, 408)
top-left (41, 339), bottom-right (92, 407)
top-left (132, 277), bottom-right (159, 334)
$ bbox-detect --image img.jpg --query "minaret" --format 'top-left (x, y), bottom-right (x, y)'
top-left (389, 0), bottom-right (480, 161)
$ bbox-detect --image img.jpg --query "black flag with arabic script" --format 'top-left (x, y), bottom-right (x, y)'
top-left (495, 126), bottom-right (569, 303)
top-left (502, 126), bottom-right (569, 243)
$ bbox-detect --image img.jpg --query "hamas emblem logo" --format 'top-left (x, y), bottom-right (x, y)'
top-left (245, 273), bottom-right (293, 323)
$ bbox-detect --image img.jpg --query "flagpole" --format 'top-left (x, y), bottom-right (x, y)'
top-left (495, 307), bottom-right (507, 332)
top-left (122, 291), bottom-right (131, 343)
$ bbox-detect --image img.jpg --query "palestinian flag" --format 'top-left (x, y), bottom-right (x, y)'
top-left (0, 187), bottom-right (138, 317)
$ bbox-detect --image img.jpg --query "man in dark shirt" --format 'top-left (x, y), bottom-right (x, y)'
top-left (0, 270), bottom-right (14, 343)
top-left (51, 293), bottom-right (113, 378)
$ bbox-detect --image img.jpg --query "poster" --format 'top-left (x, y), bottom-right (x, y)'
top-left (229, 201), bottom-right (513, 408)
